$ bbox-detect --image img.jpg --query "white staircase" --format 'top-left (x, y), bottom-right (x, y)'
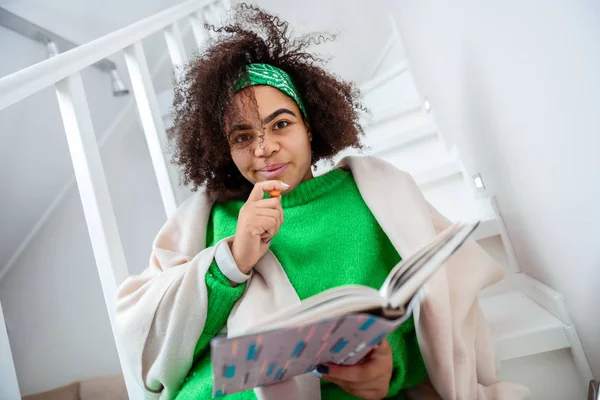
top-left (320, 23), bottom-right (592, 398)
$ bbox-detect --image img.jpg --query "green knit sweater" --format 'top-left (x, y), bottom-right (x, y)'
top-left (175, 168), bottom-right (426, 399)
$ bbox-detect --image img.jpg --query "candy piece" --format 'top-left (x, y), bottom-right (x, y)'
top-left (268, 189), bottom-right (280, 197)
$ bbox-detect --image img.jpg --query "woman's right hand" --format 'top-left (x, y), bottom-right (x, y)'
top-left (231, 180), bottom-right (288, 274)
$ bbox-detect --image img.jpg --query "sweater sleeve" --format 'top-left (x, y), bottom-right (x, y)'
top-left (386, 315), bottom-right (428, 397)
top-left (114, 194), bottom-right (245, 399)
top-left (193, 261), bottom-right (246, 359)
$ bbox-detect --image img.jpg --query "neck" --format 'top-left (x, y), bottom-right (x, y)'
top-left (301, 167), bottom-right (314, 182)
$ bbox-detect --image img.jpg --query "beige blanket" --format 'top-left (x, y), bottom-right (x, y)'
top-left (115, 156), bottom-right (529, 399)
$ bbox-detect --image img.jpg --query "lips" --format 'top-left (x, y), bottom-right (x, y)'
top-left (257, 163), bottom-right (289, 180)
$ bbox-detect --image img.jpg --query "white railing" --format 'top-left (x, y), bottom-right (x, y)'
top-left (0, 0), bottom-right (229, 398)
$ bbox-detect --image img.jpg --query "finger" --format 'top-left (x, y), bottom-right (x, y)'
top-left (275, 197), bottom-right (284, 224)
top-left (322, 376), bottom-right (381, 392)
top-left (250, 216), bottom-right (279, 237)
top-left (322, 376), bottom-right (384, 400)
top-left (260, 232), bottom-right (272, 244)
top-left (248, 181), bottom-right (290, 202)
top-left (254, 209), bottom-right (283, 231)
top-left (369, 339), bottom-right (392, 362)
top-left (344, 389), bottom-right (383, 400)
top-left (320, 362), bottom-right (383, 383)
top-left (253, 199), bottom-right (284, 226)
top-left (254, 208), bottom-right (281, 219)
top-left (253, 197), bottom-right (281, 209)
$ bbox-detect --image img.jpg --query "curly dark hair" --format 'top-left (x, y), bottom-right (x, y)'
top-left (170, 3), bottom-right (366, 201)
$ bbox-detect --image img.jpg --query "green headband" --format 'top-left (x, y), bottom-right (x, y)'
top-left (233, 63), bottom-right (308, 120)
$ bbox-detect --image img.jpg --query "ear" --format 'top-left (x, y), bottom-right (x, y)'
top-left (305, 122), bottom-right (312, 142)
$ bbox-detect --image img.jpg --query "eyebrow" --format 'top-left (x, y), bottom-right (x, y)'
top-left (263, 108), bottom-right (297, 125)
top-left (229, 123), bottom-right (254, 135)
top-left (228, 108), bottom-right (297, 136)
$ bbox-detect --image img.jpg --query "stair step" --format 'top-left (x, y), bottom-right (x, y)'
top-left (365, 104), bottom-right (423, 128)
top-left (479, 275), bottom-right (520, 298)
top-left (368, 125), bottom-right (437, 156)
top-left (361, 63), bottom-right (422, 120)
top-left (360, 61), bottom-right (409, 95)
top-left (472, 216), bottom-right (502, 241)
top-left (414, 160), bottom-right (462, 186)
top-left (480, 291), bottom-right (570, 361)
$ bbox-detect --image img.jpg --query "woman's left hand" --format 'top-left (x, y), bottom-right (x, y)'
top-left (317, 338), bottom-right (393, 400)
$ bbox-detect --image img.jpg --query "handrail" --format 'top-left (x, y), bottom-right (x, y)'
top-left (0, 0), bottom-right (211, 111)
top-left (0, 7), bottom-right (118, 73)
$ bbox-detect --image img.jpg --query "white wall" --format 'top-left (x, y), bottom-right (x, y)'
top-left (0, 183), bottom-right (121, 396)
top-left (0, 26), bottom-right (74, 275)
top-left (0, 109), bottom-right (166, 395)
top-left (390, 0), bottom-right (600, 376)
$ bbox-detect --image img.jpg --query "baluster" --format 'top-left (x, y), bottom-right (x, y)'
top-left (203, 4), bottom-right (219, 39)
top-left (54, 72), bottom-right (143, 399)
top-left (164, 21), bottom-right (188, 74)
top-left (124, 41), bottom-right (178, 216)
top-left (189, 11), bottom-right (208, 49)
top-left (0, 300), bottom-right (20, 400)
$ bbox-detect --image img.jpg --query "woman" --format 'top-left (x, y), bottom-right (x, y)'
top-left (115, 4), bottom-right (526, 400)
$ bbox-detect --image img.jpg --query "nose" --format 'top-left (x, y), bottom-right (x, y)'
top-left (254, 131), bottom-right (279, 158)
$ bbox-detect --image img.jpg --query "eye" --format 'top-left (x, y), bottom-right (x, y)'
top-left (236, 134), bottom-right (250, 143)
top-left (231, 133), bottom-right (253, 146)
top-left (273, 120), bottom-right (290, 130)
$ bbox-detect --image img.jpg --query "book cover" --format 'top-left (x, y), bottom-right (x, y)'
top-left (210, 296), bottom-right (419, 397)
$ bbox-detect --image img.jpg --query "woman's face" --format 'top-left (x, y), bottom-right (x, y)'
top-left (225, 85), bottom-right (313, 193)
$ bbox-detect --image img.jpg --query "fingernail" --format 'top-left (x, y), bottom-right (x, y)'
top-left (280, 182), bottom-right (290, 188)
top-left (316, 365), bottom-right (329, 375)
top-left (312, 370), bottom-right (322, 378)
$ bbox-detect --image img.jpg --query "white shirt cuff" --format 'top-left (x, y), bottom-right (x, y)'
top-left (214, 238), bottom-right (252, 284)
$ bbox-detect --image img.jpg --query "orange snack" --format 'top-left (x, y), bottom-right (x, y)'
top-left (268, 189), bottom-right (281, 197)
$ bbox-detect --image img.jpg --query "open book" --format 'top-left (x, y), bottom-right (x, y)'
top-left (210, 221), bottom-right (480, 397)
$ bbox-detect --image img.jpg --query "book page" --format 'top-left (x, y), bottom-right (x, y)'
top-left (383, 222), bottom-right (480, 309)
top-left (242, 286), bottom-right (385, 335)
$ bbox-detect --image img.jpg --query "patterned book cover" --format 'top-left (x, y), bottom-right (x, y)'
top-left (210, 299), bottom-right (417, 397)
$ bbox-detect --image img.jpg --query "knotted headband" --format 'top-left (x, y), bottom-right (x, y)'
top-left (233, 63), bottom-right (308, 120)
